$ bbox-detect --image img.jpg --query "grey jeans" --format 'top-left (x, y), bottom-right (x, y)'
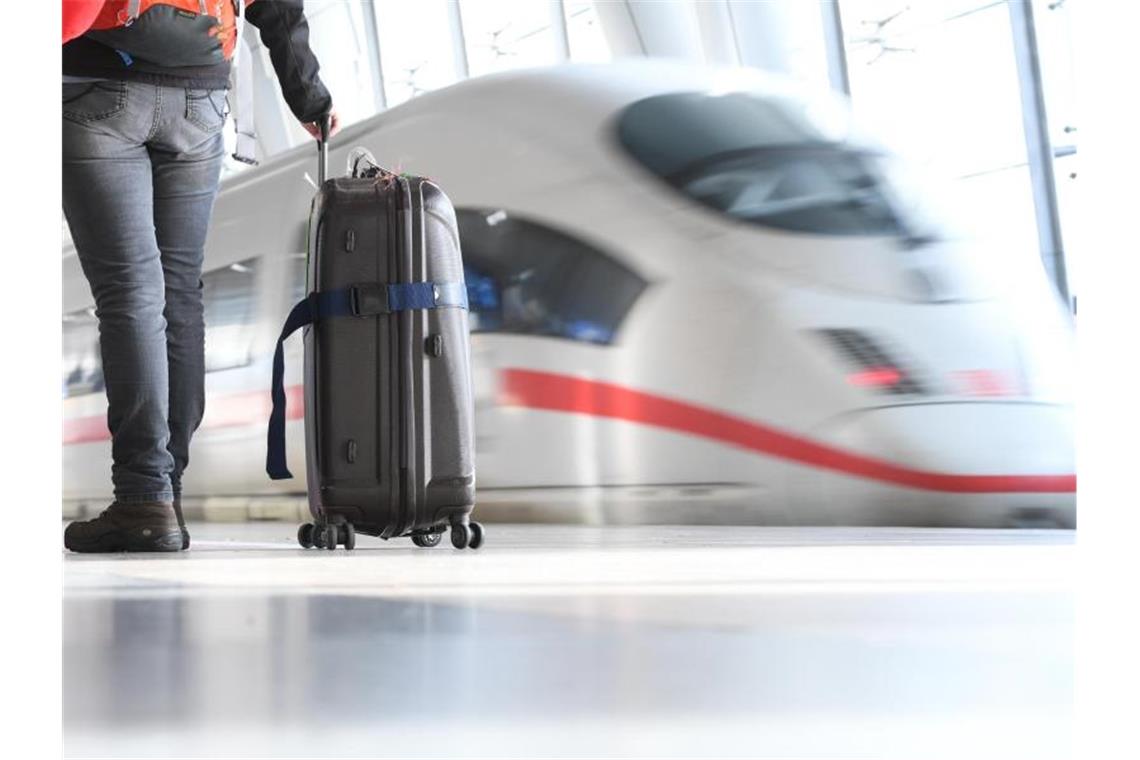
top-left (63, 80), bottom-right (226, 504)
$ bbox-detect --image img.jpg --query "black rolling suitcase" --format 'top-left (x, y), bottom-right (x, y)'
top-left (267, 118), bottom-right (481, 551)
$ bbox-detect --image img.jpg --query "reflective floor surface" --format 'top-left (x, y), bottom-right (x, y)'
top-left (64, 524), bottom-right (1074, 759)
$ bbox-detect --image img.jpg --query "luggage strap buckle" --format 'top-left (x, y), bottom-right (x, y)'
top-left (350, 284), bottom-right (390, 316)
top-left (347, 282), bottom-right (465, 316)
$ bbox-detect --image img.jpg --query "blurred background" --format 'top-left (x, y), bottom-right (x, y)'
top-left (61, 0), bottom-right (1078, 528)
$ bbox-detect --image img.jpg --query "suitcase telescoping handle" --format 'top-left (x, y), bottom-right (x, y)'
top-left (317, 113), bottom-right (331, 185)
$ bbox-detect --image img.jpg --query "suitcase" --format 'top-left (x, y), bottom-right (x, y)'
top-left (266, 118), bottom-right (481, 551)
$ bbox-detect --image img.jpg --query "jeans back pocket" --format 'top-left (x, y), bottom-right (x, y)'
top-left (63, 81), bottom-right (127, 123)
top-left (185, 89), bottom-right (227, 134)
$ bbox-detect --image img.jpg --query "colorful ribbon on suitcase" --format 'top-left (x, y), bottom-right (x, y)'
top-left (266, 282), bottom-right (468, 480)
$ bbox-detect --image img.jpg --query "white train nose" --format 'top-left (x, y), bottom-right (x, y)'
top-left (821, 403), bottom-right (1074, 475)
top-left (791, 403), bottom-right (1075, 527)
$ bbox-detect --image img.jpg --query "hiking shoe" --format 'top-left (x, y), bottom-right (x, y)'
top-left (64, 501), bottom-right (184, 553)
top-left (173, 496), bottom-right (190, 550)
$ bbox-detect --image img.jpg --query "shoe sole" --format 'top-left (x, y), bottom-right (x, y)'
top-left (66, 527), bottom-right (185, 554)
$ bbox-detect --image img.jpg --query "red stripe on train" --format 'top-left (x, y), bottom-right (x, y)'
top-left (498, 368), bottom-right (1076, 494)
top-left (63, 369), bottom-right (1075, 494)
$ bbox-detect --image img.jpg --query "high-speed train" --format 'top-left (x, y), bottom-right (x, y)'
top-left (62, 61), bottom-right (1076, 527)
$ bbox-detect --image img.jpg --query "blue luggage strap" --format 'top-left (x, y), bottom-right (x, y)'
top-left (266, 281), bottom-right (468, 480)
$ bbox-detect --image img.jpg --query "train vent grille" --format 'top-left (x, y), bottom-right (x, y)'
top-left (816, 329), bottom-right (929, 396)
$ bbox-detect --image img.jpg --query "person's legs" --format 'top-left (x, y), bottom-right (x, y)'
top-left (63, 81), bottom-right (182, 552)
top-left (148, 88), bottom-right (226, 546)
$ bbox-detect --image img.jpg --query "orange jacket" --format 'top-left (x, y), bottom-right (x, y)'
top-left (62, 1), bottom-right (104, 44)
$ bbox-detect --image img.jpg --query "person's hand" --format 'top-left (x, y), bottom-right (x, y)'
top-left (301, 108), bottom-right (340, 140)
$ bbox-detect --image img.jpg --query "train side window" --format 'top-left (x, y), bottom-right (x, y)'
top-left (62, 308), bottom-right (103, 398)
top-left (456, 208), bottom-right (647, 344)
top-left (203, 258), bottom-right (258, 372)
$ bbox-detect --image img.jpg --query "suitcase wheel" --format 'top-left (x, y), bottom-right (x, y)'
top-left (298, 521), bottom-right (356, 551)
top-left (449, 521), bottom-right (486, 550)
top-left (412, 532), bottom-right (442, 548)
top-left (322, 524), bottom-right (338, 551)
top-left (468, 521), bottom-right (485, 550)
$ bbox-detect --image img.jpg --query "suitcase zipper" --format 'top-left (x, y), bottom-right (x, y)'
top-left (396, 176), bottom-right (416, 536)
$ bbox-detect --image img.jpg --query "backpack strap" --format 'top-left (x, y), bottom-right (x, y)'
top-left (227, 0), bottom-right (258, 164)
top-left (266, 282), bottom-right (468, 480)
top-left (121, 0), bottom-right (141, 26)
top-left (228, 38), bottom-right (257, 164)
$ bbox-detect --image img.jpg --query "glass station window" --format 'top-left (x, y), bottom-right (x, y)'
top-left (62, 308), bottom-right (102, 399)
top-left (837, 1), bottom-right (1038, 257)
top-left (459, 0), bottom-right (562, 77)
top-left (564, 0), bottom-right (611, 63)
top-left (376, 0), bottom-right (460, 107)
top-left (617, 91), bottom-right (945, 239)
top-left (203, 258), bottom-right (258, 372)
top-left (457, 209), bottom-right (647, 344)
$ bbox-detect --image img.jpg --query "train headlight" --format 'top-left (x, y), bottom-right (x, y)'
top-left (846, 366), bottom-right (904, 390)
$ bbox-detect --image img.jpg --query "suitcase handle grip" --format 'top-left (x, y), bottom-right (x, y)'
top-left (317, 113), bottom-right (331, 185)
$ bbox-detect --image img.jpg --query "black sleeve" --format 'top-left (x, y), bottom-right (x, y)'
top-left (245, 0), bottom-right (333, 124)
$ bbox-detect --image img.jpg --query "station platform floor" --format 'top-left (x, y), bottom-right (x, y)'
top-left (64, 523), bottom-right (1074, 759)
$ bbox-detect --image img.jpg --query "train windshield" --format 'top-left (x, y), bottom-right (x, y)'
top-left (617, 92), bottom-right (943, 239)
